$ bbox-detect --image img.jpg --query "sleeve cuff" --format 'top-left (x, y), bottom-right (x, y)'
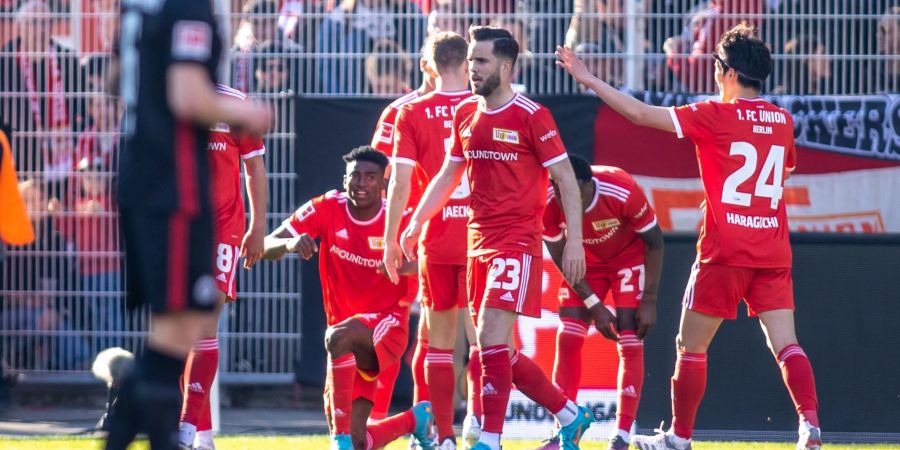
top-left (635, 216), bottom-right (658, 234)
top-left (542, 231), bottom-right (564, 242)
top-left (542, 152), bottom-right (569, 168)
top-left (786, 165), bottom-right (796, 173)
top-left (241, 148), bottom-right (266, 159)
top-left (393, 156), bottom-right (416, 166)
top-left (448, 155), bottom-right (465, 162)
top-left (283, 220), bottom-right (301, 237)
top-left (667, 107), bottom-right (684, 139)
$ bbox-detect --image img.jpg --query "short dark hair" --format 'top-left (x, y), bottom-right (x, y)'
top-left (568, 154), bottom-right (593, 182)
top-left (429, 31), bottom-right (468, 72)
top-left (468, 25), bottom-right (519, 67)
top-left (343, 145), bottom-right (389, 171)
top-left (715, 23), bottom-right (772, 91)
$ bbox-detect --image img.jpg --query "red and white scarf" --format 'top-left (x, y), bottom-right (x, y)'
top-left (19, 46), bottom-right (72, 179)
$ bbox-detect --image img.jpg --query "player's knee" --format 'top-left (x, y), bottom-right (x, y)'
top-left (324, 326), bottom-right (350, 355)
top-left (675, 334), bottom-right (686, 352)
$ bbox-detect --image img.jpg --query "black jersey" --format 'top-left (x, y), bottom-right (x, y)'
top-left (117, 0), bottom-right (223, 213)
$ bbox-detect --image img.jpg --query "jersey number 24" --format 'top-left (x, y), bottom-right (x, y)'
top-left (721, 142), bottom-right (785, 210)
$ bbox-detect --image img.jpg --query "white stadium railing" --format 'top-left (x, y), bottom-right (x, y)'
top-left (0, 0), bottom-right (897, 384)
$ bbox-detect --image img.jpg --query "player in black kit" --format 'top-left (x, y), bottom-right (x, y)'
top-left (107, 1), bottom-right (269, 449)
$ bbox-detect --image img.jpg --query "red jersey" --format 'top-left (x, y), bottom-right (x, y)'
top-left (669, 98), bottom-right (796, 268)
top-left (393, 89), bottom-right (472, 265)
top-left (209, 85), bottom-right (265, 240)
top-left (543, 166), bottom-right (657, 271)
top-left (372, 91), bottom-right (426, 206)
top-left (449, 94), bottom-right (568, 257)
top-left (284, 190), bottom-right (411, 326)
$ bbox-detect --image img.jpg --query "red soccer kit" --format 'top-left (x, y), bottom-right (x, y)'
top-left (283, 190), bottom-right (411, 399)
top-left (543, 166), bottom-right (658, 309)
top-left (393, 89), bottom-right (472, 311)
top-left (208, 84), bottom-right (265, 299)
top-left (449, 94), bottom-right (569, 320)
top-left (372, 91), bottom-right (428, 205)
top-left (669, 98), bottom-right (797, 319)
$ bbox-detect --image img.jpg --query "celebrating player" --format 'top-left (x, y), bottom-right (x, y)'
top-left (177, 84), bottom-right (268, 450)
top-left (541, 155), bottom-right (663, 450)
top-left (108, 2), bottom-right (269, 449)
top-left (370, 38), bottom-right (436, 423)
top-left (556, 24), bottom-right (822, 450)
top-left (263, 147), bottom-right (433, 450)
top-left (401, 26), bottom-right (593, 450)
top-left (382, 31), bottom-right (475, 450)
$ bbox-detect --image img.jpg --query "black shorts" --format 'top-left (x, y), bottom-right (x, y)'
top-left (121, 208), bottom-right (218, 313)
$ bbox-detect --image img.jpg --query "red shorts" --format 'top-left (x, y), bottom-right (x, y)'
top-left (467, 251), bottom-right (542, 323)
top-left (349, 311), bottom-right (409, 402)
top-left (213, 240), bottom-right (241, 300)
top-left (683, 261), bottom-right (794, 319)
top-left (558, 262), bottom-right (647, 309)
top-left (419, 260), bottom-right (467, 311)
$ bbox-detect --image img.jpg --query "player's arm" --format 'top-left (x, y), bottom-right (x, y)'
top-left (241, 155), bottom-right (268, 269)
top-left (383, 161), bottom-right (414, 284)
top-left (167, 66), bottom-right (270, 134)
top-left (636, 224), bottom-right (664, 339)
top-left (547, 160), bottom-right (586, 285)
top-left (544, 236), bottom-right (617, 341)
top-left (263, 224), bottom-right (318, 261)
top-left (556, 46), bottom-right (675, 133)
top-left (400, 157), bottom-right (466, 260)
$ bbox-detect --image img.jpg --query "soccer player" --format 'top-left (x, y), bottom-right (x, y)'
top-left (262, 147), bottom-right (433, 450)
top-left (177, 84), bottom-right (268, 450)
top-left (556, 24), bottom-right (822, 450)
top-left (382, 31), bottom-right (474, 450)
top-left (542, 155), bottom-right (663, 450)
top-left (108, 1), bottom-right (269, 449)
top-left (370, 40), bottom-right (436, 423)
top-left (401, 26), bottom-right (593, 450)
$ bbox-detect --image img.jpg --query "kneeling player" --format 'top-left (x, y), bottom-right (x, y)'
top-left (543, 156), bottom-right (663, 450)
top-left (263, 147), bottom-right (433, 450)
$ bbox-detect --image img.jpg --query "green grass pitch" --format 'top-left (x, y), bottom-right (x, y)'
top-left (0, 436), bottom-right (898, 449)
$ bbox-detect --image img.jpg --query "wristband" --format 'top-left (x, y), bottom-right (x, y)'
top-left (583, 294), bottom-right (600, 309)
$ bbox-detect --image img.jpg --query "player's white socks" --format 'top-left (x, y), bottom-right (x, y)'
top-left (553, 400), bottom-right (579, 427)
top-left (667, 429), bottom-right (692, 449)
top-left (178, 422), bottom-right (197, 447)
top-left (479, 431), bottom-right (501, 450)
top-left (195, 429), bottom-right (215, 448)
top-left (616, 428), bottom-right (631, 443)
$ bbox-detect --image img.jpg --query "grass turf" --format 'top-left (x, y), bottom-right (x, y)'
top-left (0, 436), bottom-right (898, 450)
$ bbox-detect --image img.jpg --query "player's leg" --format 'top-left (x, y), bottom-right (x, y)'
top-left (552, 282), bottom-right (597, 402)
top-left (607, 263), bottom-right (645, 450)
top-left (412, 283), bottom-right (430, 405)
top-left (325, 318), bottom-right (376, 441)
top-left (369, 359), bottom-right (400, 421)
top-left (473, 306), bottom-right (517, 450)
top-left (462, 307), bottom-right (481, 448)
top-left (179, 291), bottom-right (226, 449)
top-left (748, 269), bottom-right (820, 449)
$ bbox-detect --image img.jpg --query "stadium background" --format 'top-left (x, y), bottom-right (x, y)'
top-left (0, 0), bottom-right (898, 444)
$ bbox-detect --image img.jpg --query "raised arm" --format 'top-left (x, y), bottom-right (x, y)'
top-left (556, 46), bottom-right (675, 133)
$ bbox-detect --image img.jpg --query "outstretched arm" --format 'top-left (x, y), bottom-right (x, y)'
top-left (556, 46), bottom-right (675, 133)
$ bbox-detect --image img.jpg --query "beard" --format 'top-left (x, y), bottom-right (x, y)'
top-left (474, 71), bottom-right (502, 97)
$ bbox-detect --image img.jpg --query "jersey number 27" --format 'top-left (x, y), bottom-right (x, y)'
top-left (721, 142), bottom-right (785, 210)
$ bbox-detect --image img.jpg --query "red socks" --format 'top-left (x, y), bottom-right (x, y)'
top-left (328, 353), bottom-right (357, 435)
top-left (412, 338), bottom-right (429, 403)
top-left (426, 347), bottom-right (456, 440)
top-left (180, 338), bottom-right (218, 428)
top-left (777, 344), bottom-right (819, 427)
top-left (616, 331), bottom-right (644, 434)
top-left (365, 409), bottom-right (415, 450)
top-left (480, 345), bottom-right (512, 434)
top-left (468, 345), bottom-right (482, 420)
top-left (671, 350), bottom-right (707, 440)
top-left (371, 361), bottom-right (400, 420)
top-left (511, 350), bottom-right (568, 415)
top-left (553, 318), bottom-right (587, 402)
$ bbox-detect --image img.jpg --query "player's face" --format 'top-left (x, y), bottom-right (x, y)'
top-left (343, 160), bottom-right (385, 209)
top-left (468, 41), bottom-right (504, 97)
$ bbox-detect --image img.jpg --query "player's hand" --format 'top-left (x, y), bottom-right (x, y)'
top-left (286, 234), bottom-right (318, 260)
top-left (635, 293), bottom-right (657, 340)
top-left (555, 46), bottom-right (593, 85)
top-left (589, 304), bottom-right (618, 341)
top-left (382, 241), bottom-right (404, 284)
top-left (561, 240), bottom-right (586, 285)
top-left (399, 221), bottom-right (422, 261)
top-left (240, 228), bottom-right (265, 269)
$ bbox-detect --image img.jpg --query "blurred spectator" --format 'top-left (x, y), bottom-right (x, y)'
top-left (427, 0), bottom-right (470, 37)
top-left (0, 0), bottom-right (81, 184)
top-left (74, 94), bottom-right (119, 184)
top-left (232, 0), bottom-right (280, 93)
top-left (773, 35), bottom-right (831, 95)
top-left (80, 54), bottom-right (109, 93)
top-left (365, 39), bottom-right (413, 94)
top-left (0, 178), bottom-right (88, 371)
top-left (876, 6), bottom-right (899, 94)
top-left (575, 39), bottom-right (624, 91)
top-left (492, 16), bottom-right (554, 94)
top-left (90, 0), bottom-right (118, 52)
top-left (665, 0), bottom-right (765, 93)
top-left (254, 40), bottom-right (294, 94)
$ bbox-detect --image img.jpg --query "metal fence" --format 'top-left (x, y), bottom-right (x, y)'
top-left (0, 0), bottom-right (898, 384)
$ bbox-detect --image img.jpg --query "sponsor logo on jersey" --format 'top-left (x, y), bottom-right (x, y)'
top-left (216, 273), bottom-right (227, 283)
top-left (592, 218), bottom-right (621, 231)
top-left (330, 244), bottom-right (380, 268)
top-left (442, 205), bottom-right (469, 221)
top-left (207, 141), bottom-right (227, 152)
top-left (584, 226), bottom-right (619, 245)
top-left (336, 228), bottom-right (348, 239)
top-left (368, 236), bottom-right (385, 250)
top-left (482, 383), bottom-right (498, 395)
top-left (172, 21), bottom-right (212, 60)
top-left (493, 128), bottom-right (519, 144)
top-left (500, 291), bottom-right (515, 302)
top-left (296, 201), bottom-right (316, 222)
top-left (376, 123), bottom-right (394, 144)
top-left (633, 203), bottom-right (649, 220)
top-left (539, 129), bottom-right (558, 142)
top-left (465, 150), bottom-right (518, 161)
